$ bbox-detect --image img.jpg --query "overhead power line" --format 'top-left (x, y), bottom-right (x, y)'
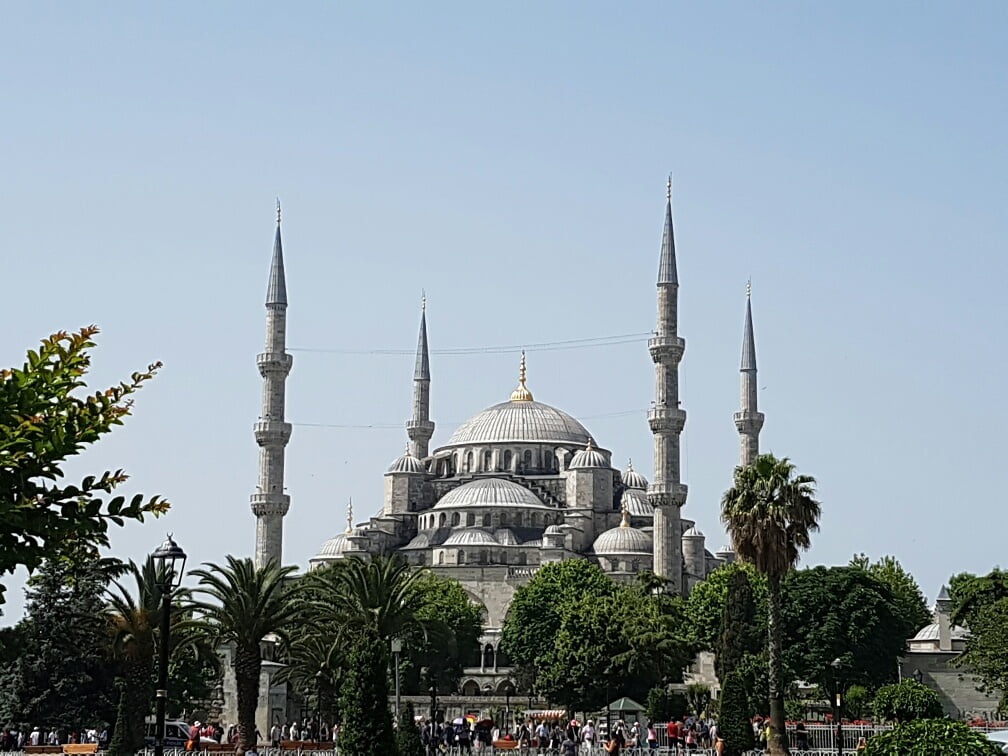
top-left (289, 332), bottom-right (651, 356)
top-left (291, 407), bottom-right (649, 430)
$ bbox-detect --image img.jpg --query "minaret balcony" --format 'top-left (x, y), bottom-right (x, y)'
top-left (250, 492), bottom-right (290, 516)
top-left (648, 407), bottom-right (686, 433)
top-left (257, 352), bottom-right (293, 377)
top-left (647, 482), bottom-right (688, 508)
top-left (406, 419), bottom-right (435, 438)
top-left (648, 336), bottom-right (685, 363)
top-left (255, 420), bottom-right (292, 445)
top-left (733, 410), bottom-right (765, 434)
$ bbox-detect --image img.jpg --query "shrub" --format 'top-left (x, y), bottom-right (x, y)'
top-left (718, 670), bottom-right (755, 756)
top-left (873, 680), bottom-right (943, 722)
top-left (395, 702), bottom-right (424, 756)
top-left (843, 684), bottom-right (871, 721)
top-left (863, 718), bottom-right (1002, 755)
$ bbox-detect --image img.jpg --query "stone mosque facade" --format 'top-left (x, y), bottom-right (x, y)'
top-left (250, 184), bottom-right (763, 697)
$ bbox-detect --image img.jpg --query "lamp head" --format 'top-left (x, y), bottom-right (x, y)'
top-left (152, 533), bottom-right (187, 589)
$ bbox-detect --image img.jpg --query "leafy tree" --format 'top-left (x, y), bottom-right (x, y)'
top-left (338, 630), bottom-right (396, 756)
top-left (0, 557), bottom-right (117, 730)
top-left (718, 669), bottom-right (755, 756)
top-left (843, 684), bottom-right (871, 721)
top-left (646, 687), bottom-right (686, 722)
top-left (500, 559), bottom-right (616, 684)
top-left (954, 597), bottom-right (1008, 711)
top-left (872, 680), bottom-right (943, 722)
top-left (950, 569), bottom-right (1008, 630)
top-left (395, 702), bottom-right (425, 756)
top-left (0, 327), bottom-right (168, 606)
top-left (610, 587), bottom-right (694, 693)
top-left (190, 557), bottom-right (301, 755)
top-left (410, 573), bottom-right (483, 694)
top-left (781, 566), bottom-right (905, 692)
top-left (721, 453), bottom-right (821, 756)
top-left (850, 554), bottom-right (931, 636)
top-left (716, 567), bottom-right (764, 683)
top-left (863, 718), bottom-right (1002, 755)
top-left (685, 562), bottom-right (766, 652)
top-left (686, 683), bottom-right (712, 718)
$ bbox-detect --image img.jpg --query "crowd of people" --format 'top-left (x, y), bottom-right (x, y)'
top-left (0, 727), bottom-right (107, 751)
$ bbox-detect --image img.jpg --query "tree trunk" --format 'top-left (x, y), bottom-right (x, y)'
top-left (766, 573), bottom-right (789, 755)
top-left (235, 644), bottom-right (262, 756)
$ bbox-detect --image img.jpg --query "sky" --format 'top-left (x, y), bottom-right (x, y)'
top-left (2, 1), bottom-right (1006, 623)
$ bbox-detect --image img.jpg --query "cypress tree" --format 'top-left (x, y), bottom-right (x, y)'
top-left (395, 703), bottom-right (425, 756)
top-left (718, 669), bottom-right (755, 756)
top-left (338, 630), bottom-right (395, 756)
top-left (716, 568), bottom-right (761, 683)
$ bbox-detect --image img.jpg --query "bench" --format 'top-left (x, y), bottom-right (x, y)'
top-left (279, 741), bottom-right (332, 751)
top-left (24, 747), bottom-right (61, 754)
top-left (492, 741), bottom-right (520, 750)
top-left (199, 744), bottom-right (234, 753)
top-left (62, 746), bottom-right (98, 755)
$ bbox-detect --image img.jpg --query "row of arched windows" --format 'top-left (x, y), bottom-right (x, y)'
top-left (435, 549), bottom-right (531, 566)
top-left (419, 509), bottom-right (562, 531)
top-left (435, 447), bottom-right (566, 477)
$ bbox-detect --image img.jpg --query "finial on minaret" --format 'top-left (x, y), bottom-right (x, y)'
top-left (620, 501), bottom-right (630, 528)
top-left (658, 177), bottom-right (678, 285)
top-left (746, 278), bottom-right (751, 299)
top-left (421, 289), bottom-right (426, 312)
top-left (510, 350), bottom-right (534, 402)
top-left (276, 197), bottom-right (281, 225)
top-left (666, 174), bottom-right (672, 201)
top-left (345, 498), bottom-right (354, 534)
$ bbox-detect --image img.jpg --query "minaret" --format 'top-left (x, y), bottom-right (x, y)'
top-left (406, 295), bottom-right (434, 459)
top-left (734, 281), bottom-right (764, 466)
top-left (251, 201), bottom-right (293, 568)
top-left (648, 177), bottom-right (688, 592)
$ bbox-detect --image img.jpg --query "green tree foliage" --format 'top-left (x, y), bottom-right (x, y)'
top-left (843, 684), bottom-right (871, 721)
top-left (686, 562), bottom-right (766, 652)
top-left (850, 554), bottom-right (931, 636)
top-left (872, 680), bottom-right (943, 722)
top-left (721, 453), bottom-right (821, 756)
top-left (646, 687), bottom-right (687, 722)
top-left (338, 630), bottom-right (396, 756)
top-left (781, 566), bottom-right (905, 692)
top-left (0, 327), bottom-right (168, 606)
top-left (863, 719), bottom-right (1002, 755)
top-left (190, 557), bottom-right (301, 755)
top-left (955, 597), bottom-right (1008, 711)
top-left (0, 557), bottom-right (116, 730)
top-left (500, 559), bottom-right (616, 686)
top-left (395, 702), bottom-right (425, 756)
top-left (716, 567), bottom-right (764, 683)
top-left (411, 573), bottom-right (483, 694)
top-left (718, 669), bottom-right (756, 756)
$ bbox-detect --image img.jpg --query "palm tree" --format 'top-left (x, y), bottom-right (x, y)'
top-left (189, 557), bottom-right (301, 755)
top-left (106, 557), bottom-right (172, 754)
top-left (721, 453), bottom-right (820, 756)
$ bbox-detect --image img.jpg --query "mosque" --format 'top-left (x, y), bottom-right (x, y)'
top-left (248, 182), bottom-right (763, 697)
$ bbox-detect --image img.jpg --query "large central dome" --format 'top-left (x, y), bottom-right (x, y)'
top-left (446, 399), bottom-right (592, 447)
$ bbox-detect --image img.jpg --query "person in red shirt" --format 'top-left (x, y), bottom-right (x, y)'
top-left (666, 721), bottom-right (680, 755)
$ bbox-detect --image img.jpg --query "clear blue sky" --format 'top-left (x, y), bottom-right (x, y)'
top-left (2, 1), bottom-right (1006, 622)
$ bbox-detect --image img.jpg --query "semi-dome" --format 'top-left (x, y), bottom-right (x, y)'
top-left (435, 478), bottom-right (545, 509)
top-left (387, 446), bottom-right (426, 474)
top-left (569, 439), bottom-right (608, 469)
top-left (593, 523), bottom-right (653, 555)
top-left (443, 528), bottom-right (499, 547)
top-left (622, 460), bottom-right (649, 490)
top-left (621, 489), bottom-right (653, 517)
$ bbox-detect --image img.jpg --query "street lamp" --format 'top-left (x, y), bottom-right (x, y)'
top-left (152, 534), bottom-right (186, 756)
top-left (315, 669), bottom-right (323, 742)
top-left (391, 638), bottom-right (402, 722)
top-left (503, 681), bottom-right (515, 734)
top-left (831, 658), bottom-right (843, 756)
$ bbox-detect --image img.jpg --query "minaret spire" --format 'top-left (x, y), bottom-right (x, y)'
top-left (252, 203), bottom-right (294, 568)
top-left (735, 281), bottom-right (764, 466)
top-left (648, 177), bottom-right (688, 593)
top-left (406, 294), bottom-right (434, 458)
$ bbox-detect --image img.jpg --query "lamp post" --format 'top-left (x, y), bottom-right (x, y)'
top-left (831, 658), bottom-right (843, 756)
top-left (152, 535), bottom-right (186, 756)
top-left (314, 669), bottom-right (323, 742)
top-left (391, 638), bottom-right (402, 722)
top-left (503, 681), bottom-right (514, 734)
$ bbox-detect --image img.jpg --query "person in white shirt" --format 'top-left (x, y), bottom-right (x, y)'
top-left (29, 729), bottom-right (41, 746)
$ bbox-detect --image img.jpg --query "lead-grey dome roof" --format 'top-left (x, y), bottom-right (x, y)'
top-left (593, 524), bottom-right (653, 555)
top-left (445, 400), bottom-right (592, 447)
top-left (434, 478), bottom-right (545, 509)
top-left (570, 440), bottom-right (608, 469)
top-left (443, 528), bottom-right (499, 546)
top-left (387, 448), bottom-right (426, 474)
top-left (315, 532), bottom-right (350, 558)
top-left (911, 623), bottom-right (969, 642)
top-left (621, 489), bottom-right (653, 517)
top-left (622, 461), bottom-right (649, 491)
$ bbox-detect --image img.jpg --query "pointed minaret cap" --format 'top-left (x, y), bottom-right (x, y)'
top-left (345, 498), bottom-right (354, 534)
top-left (266, 198), bottom-right (288, 306)
top-left (510, 351), bottom-right (534, 402)
top-left (414, 292), bottom-right (430, 380)
top-left (658, 175), bottom-right (678, 285)
top-left (741, 280), bottom-right (756, 371)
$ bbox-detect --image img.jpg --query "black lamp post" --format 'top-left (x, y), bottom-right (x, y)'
top-left (831, 658), bottom-right (843, 756)
top-left (315, 669), bottom-right (323, 742)
top-left (152, 535), bottom-right (186, 756)
top-left (503, 681), bottom-right (515, 734)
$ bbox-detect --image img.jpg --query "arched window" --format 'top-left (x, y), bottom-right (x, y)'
top-left (451, 512), bottom-right (460, 526)
top-left (483, 644), bottom-right (494, 668)
top-left (482, 513), bottom-right (491, 528)
top-left (517, 553), bottom-right (527, 565)
top-left (500, 512), bottom-right (509, 527)
top-left (499, 550), bottom-right (507, 564)
top-left (523, 449), bottom-right (532, 470)
top-left (483, 450), bottom-right (493, 471)
top-left (479, 550), bottom-right (488, 565)
top-left (439, 513), bottom-right (446, 528)
top-left (466, 512), bottom-right (475, 527)
top-left (503, 450), bottom-right (513, 470)
top-left (531, 512), bottom-right (539, 527)
top-left (437, 551), bottom-right (444, 565)
top-left (458, 549), bottom-right (466, 564)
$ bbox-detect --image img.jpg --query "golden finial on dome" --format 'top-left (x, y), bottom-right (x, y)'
top-left (586, 437), bottom-right (594, 451)
top-left (620, 501), bottom-right (630, 528)
top-left (345, 497), bottom-right (353, 534)
top-left (510, 350), bottom-right (534, 402)
top-left (627, 458), bottom-right (633, 471)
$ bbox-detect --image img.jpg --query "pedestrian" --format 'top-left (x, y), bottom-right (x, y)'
top-left (856, 736), bottom-right (868, 753)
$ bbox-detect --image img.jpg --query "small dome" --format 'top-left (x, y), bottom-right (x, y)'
top-left (716, 543), bottom-right (735, 556)
top-left (435, 478), bottom-right (544, 509)
top-left (315, 532), bottom-right (350, 558)
top-left (403, 533), bottom-right (430, 550)
top-left (544, 525), bottom-right (564, 536)
top-left (569, 439), bottom-right (608, 469)
top-left (387, 446), bottom-right (425, 474)
top-left (621, 489), bottom-right (653, 517)
top-left (683, 526), bottom-right (705, 538)
top-left (593, 524), bottom-right (653, 555)
top-left (911, 623), bottom-right (969, 642)
top-left (622, 460), bottom-right (649, 491)
top-left (443, 528), bottom-right (499, 546)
